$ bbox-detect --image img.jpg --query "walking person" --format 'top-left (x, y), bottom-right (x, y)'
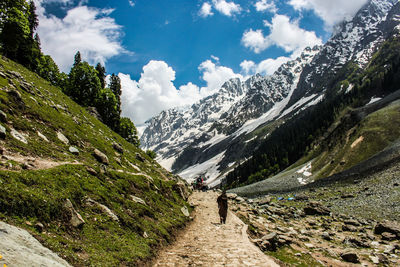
top-left (217, 191), bottom-right (228, 224)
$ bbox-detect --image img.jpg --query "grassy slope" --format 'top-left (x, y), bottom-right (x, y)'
top-left (311, 99), bottom-right (400, 179)
top-left (0, 57), bottom-right (190, 266)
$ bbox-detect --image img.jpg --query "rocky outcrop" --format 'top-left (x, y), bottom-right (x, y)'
top-left (93, 149), bottom-right (109, 165)
top-left (0, 221), bottom-right (71, 266)
top-left (63, 199), bottom-right (85, 228)
top-left (374, 221), bottom-right (400, 239)
top-left (85, 198), bottom-right (119, 222)
top-left (303, 202), bottom-right (330, 216)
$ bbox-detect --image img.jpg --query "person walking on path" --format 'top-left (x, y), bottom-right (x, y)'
top-left (217, 191), bottom-right (228, 224)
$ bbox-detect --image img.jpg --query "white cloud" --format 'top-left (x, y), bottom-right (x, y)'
top-left (289, 0), bottom-right (368, 26)
top-left (212, 0), bottom-right (241, 17)
top-left (120, 59), bottom-right (242, 124)
top-left (128, 0), bottom-right (135, 7)
top-left (242, 29), bottom-right (270, 53)
top-left (254, 0), bottom-right (277, 13)
top-left (199, 0), bottom-right (241, 18)
top-left (240, 56), bottom-right (290, 76)
top-left (35, 1), bottom-right (125, 72)
top-left (199, 2), bottom-right (214, 17)
top-left (240, 60), bottom-right (256, 75)
top-left (198, 59), bottom-right (243, 95)
top-left (256, 56), bottom-right (290, 75)
top-left (242, 14), bottom-right (322, 55)
top-left (211, 55), bottom-right (220, 62)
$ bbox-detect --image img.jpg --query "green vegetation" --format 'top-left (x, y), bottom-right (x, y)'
top-left (0, 56), bottom-right (190, 266)
top-left (266, 247), bottom-right (323, 267)
top-left (226, 35), bottom-right (400, 189)
top-left (0, 3), bottom-right (139, 145)
top-left (146, 150), bottom-right (157, 160)
top-left (312, 100), bottom-right (400, 178)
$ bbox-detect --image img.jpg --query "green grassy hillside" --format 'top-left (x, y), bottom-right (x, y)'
top-left (311, 97), bottom-right (400, 179)
top-left (0, 56), bottom-right (190, 266)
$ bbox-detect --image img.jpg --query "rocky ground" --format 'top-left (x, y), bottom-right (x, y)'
top-left (228, 190), bottom-right (400, 266)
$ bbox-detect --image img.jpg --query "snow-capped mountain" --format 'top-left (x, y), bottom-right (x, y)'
top-left (141, 0), bottom-right (400, 187)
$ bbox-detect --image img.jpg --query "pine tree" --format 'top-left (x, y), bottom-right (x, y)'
top-left (28, 0), bottom-right (38, 37)
top-left (95, 63), bottom-right (106, 89)
top-left (74, 51), bottom-right (82, 66)
top-left (67, 60), bottom-right (101, 107)
top-left (110, 73), bottom-right (122, 116)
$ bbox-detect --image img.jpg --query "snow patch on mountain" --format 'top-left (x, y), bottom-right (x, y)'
top-left (178, 150), bottom-right (226, 183)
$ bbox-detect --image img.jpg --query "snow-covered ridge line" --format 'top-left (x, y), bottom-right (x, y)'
top-left (141, 0), bottom-right (400, 186)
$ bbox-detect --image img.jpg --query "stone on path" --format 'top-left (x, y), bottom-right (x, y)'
top-left (181, 206), bottom-right (190, 217)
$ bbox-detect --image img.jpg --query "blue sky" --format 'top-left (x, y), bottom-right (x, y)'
top-left (35, 0), bottom-right (368, 124)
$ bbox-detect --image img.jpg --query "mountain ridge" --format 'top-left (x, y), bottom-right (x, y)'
top-left (141, 0), bottom-right (400, 187)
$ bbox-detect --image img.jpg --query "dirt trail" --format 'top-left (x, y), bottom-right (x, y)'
top-left (153, 191), bottom-right (279, 267)
top-left (0, 151), bottom-right (81, 171)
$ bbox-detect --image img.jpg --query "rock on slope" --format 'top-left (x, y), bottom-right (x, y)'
top-left (0, 221), bottom-right (70, 267)
top-left (141, 0), bottom-right (400, 187)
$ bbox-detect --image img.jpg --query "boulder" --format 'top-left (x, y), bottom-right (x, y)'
top-left (63, 199), bottom-right (85, 228)
top-left (130, 195), bottom-right (147, 206)
top-left (57, 132), bottom-right (69, 145)
top-left (340, 251), bottom-right (359, 263)
top-left (93, 149), bottom-right (109, 164)
top-left (0, 124), bottom-right (6, 139)
top-left (381, 232), bottom-right (396, 241)
top-left (34, 222), bottom-right (44, 233)
top-left (321, 232), bottom-right (332, 241)
top-left (69, 146), bottom-right (79, 155)
top-left (374, 221), bottom-right (400, 239)
top-left (369, 255), bottom-right (380, 264)
top-left (344, 219), bottom-right (360, 226)
top-left (172, 181), bottom-right (190, 200)
top-left (343, 237), bottom-right (369, 248)
top-left (10, 128), bottom-right (27, 144)
top-left (112, 142), bottom-right (123, 154)
top-left (303, 201), bottom-right (330, 216)
top-left (37, 131), bottom-right (49, 142)
top-left (85, 198), bottom-right (119, 222)
top-left (86, 167), bottom-right (97, 176)
top-left (262, 232), bottom-right (278, 243)
top-left (226, 193), bottom-right (238, 200)
top-left (257, 196), bottom-right (273, 205)
top-left (376, 254), bottom-right (389, 264)
top-left (384, 244), bottom-right (396, 254)
top-left (342, 224), bottom-right (358, 232)
top-left (236, 197), bottom-right (245, 203)
top-left (181, 206), bottom-right (190, 217)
